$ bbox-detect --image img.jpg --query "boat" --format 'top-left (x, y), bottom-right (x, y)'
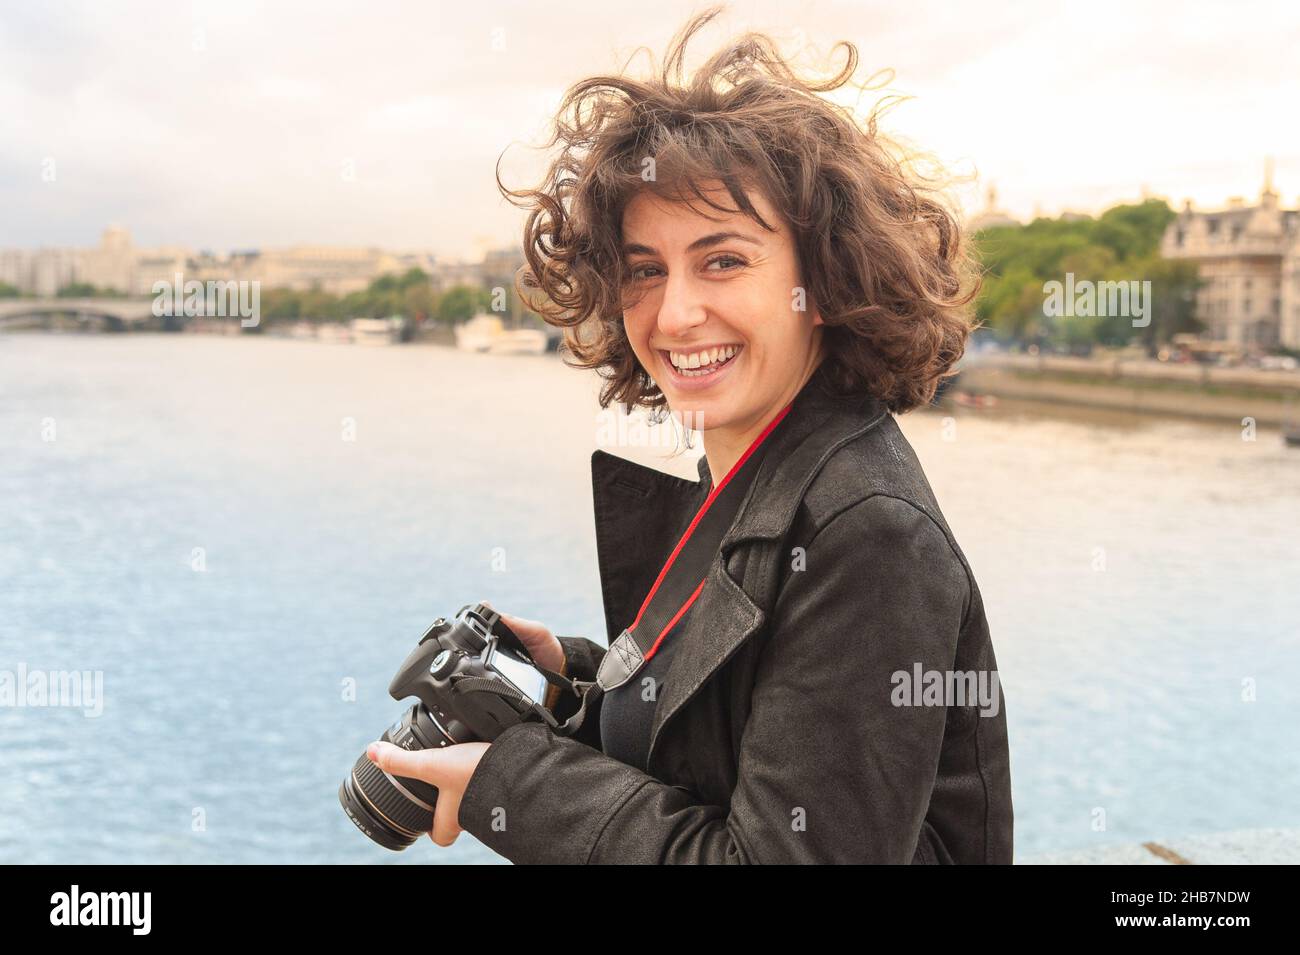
top-left (488, 328), bottom-right (548, 355)
top-left (454, 314), bottom-right (548, 354)
top-left (454, 313), bottom-right (504, 352)
top-left (350, 317), bottom-right (399, 345)
top-left (316, 323), bottom-right (353, 344)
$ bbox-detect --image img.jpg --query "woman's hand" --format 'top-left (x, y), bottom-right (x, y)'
top-left (365, 740), bottom-right (491, 846)
top-left (480, 599), bottom-right (564, 674)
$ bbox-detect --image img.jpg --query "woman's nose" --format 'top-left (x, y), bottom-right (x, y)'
top-left (655, 272), bottom-right (709, 338)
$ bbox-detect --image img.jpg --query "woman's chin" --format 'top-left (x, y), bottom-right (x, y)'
top-left (658, 355), bottom-right (748, 426)
top-left (665, 397), bottom-right (737, 435)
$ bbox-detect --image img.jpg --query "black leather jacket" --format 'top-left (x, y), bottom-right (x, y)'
top-left (457, 366), bottom-right (1014, 863)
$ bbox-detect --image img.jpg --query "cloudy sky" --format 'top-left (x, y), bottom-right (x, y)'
top-left (2, 0), bottom-right (1298, 260)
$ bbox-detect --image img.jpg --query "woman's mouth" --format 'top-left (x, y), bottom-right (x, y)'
top-left (658, 344), bottom-right (743, 390)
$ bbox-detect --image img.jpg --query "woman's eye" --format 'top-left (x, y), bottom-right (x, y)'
top-left (706, 254), bottom-right (746, 272)
top-left (627, 256), bottom-right (743, 282)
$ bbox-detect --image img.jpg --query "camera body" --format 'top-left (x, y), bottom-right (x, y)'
top-left (340, 602), bottom-right (557, 850)
top-left (388, 602), bottom-right (552, 744)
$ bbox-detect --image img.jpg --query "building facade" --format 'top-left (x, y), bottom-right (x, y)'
top-left (1161, 169), bottom-right (1300, 350)
top-left (0, 229), bottom-right (444, 299)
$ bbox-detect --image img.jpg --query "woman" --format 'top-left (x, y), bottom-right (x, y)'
top-left (366, 7), bottom-right (1013, 864)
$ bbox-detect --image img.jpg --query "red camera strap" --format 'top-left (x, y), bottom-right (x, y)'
top-left (553, 401), bottom-right (794, 734)
top-left (625, 401), bottom-right (792, 665)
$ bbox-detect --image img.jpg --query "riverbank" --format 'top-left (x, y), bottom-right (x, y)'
top-left (955, 353), bottom-right (1300, 427)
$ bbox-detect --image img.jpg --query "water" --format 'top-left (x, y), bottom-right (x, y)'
top-left (1, 333), bottom-right (1297, 863)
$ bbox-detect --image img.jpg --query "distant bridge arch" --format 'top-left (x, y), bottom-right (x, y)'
top-left (0, 298), bottom-right (166, 331)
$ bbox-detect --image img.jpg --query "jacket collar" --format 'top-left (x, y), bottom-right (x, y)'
top-left (590, 363), bottom-right (891, 767)
top-left (589, 362), bottom-right (890, 643)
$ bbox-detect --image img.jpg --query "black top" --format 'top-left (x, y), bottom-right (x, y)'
top-left (599, 602), bottom-right (694, 773)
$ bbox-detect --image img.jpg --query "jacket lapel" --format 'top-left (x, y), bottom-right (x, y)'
top-left (589, 365), bottom-right (892, 767)
top-left (589, 448), bottom-right (708, 644)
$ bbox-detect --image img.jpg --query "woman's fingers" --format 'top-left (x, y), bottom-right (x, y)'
top-left (430, 742), bottom-right (490, 845)
top-left (483, 602), bottom-right (547, 641)
top-left (431, 794), bottom-right (461, 846)
top-left (502, 612), bottom-right (543, 636)
top-left (480, 600), bottom-right (563, 672)
top-left (367, 742), bottom-right (462, 846)
top-left (368, 740), bottom-right (491, 849)
top-left (367, 741), bottom-right (443, 786)
top-left (484, 599), bottom-right (527, 629)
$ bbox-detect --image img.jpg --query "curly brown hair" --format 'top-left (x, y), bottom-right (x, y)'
top-left (496, 5), bottom-right (981, 415)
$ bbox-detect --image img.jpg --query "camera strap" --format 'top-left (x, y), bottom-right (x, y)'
top-left (553, 401), bottom-right (793, 737)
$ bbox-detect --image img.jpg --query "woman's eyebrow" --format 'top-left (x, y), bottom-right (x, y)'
top-left (622, 231), bottom-right (764, 256)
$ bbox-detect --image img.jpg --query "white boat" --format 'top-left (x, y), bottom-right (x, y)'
top-left (488, 328), bottom-right (548, 355)
top-left (316, 323), bottom-right (353, 344)
top-left (455, 313), bottom-right (504, 352)
top-left (350, 317), bottom-right (398, 345)
top-left (455, 313), bottom-right (548, 354)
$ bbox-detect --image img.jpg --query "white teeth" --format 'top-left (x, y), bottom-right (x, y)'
top-left (668, 345), bottom-right (739, 371)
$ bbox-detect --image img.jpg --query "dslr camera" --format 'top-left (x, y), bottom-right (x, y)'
top-left (339, 602), bottom-right (569, 850)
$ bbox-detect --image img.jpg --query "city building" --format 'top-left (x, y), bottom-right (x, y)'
top-left (229, 246), bottom-right (408, 295)
top-left (0, 230), bottom-right (444, 298)
top-left (430, 258), bottom-right (489, 293)
top-left (77, 226), bottom-right (136, 293)
top-left (1161, 163), bottom-right (1300, 349)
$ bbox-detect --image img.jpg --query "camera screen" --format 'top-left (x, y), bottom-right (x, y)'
top-left (489, 647), bottom-right (550, 706)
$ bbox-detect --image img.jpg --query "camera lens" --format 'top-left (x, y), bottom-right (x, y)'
top-left (339, 704), bottom-right (444, 851)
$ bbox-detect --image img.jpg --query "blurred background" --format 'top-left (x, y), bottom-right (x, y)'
top-left (1, 0), bottom-right (1298, 864)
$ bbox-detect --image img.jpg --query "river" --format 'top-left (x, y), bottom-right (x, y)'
top-left (1, 332), bottom-right (1296, 863)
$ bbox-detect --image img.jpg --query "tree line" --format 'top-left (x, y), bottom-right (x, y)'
top-left (0, 269), bottom-right (514, 327)
top-left (972, 199), bottom-right (1203, 351)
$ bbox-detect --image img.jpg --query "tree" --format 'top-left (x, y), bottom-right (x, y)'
top-left (972, 198), bottom-right (1192, 348)
top-left (57, 282), bottom-right (93, 298)
top-left (435, 284), bottom-right (490, 324)
top-left (1135, 257), bottom-right (1203, 349)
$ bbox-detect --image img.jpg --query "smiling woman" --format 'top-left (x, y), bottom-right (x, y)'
top-left (393, 4), bottom-right (1015, 864)
top-left (617, 183), bottom-right (829, 482)
top-left (499, 13), bottom-right (978, 408)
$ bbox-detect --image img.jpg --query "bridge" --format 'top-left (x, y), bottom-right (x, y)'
top-left (1, 297), bottom-right (175, 331)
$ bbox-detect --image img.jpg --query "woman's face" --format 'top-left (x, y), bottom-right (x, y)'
top-left (619, 181), bottom-right (825, 436)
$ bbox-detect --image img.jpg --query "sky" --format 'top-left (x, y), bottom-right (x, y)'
top-left (2, 0), bottom-right (1298, 261)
